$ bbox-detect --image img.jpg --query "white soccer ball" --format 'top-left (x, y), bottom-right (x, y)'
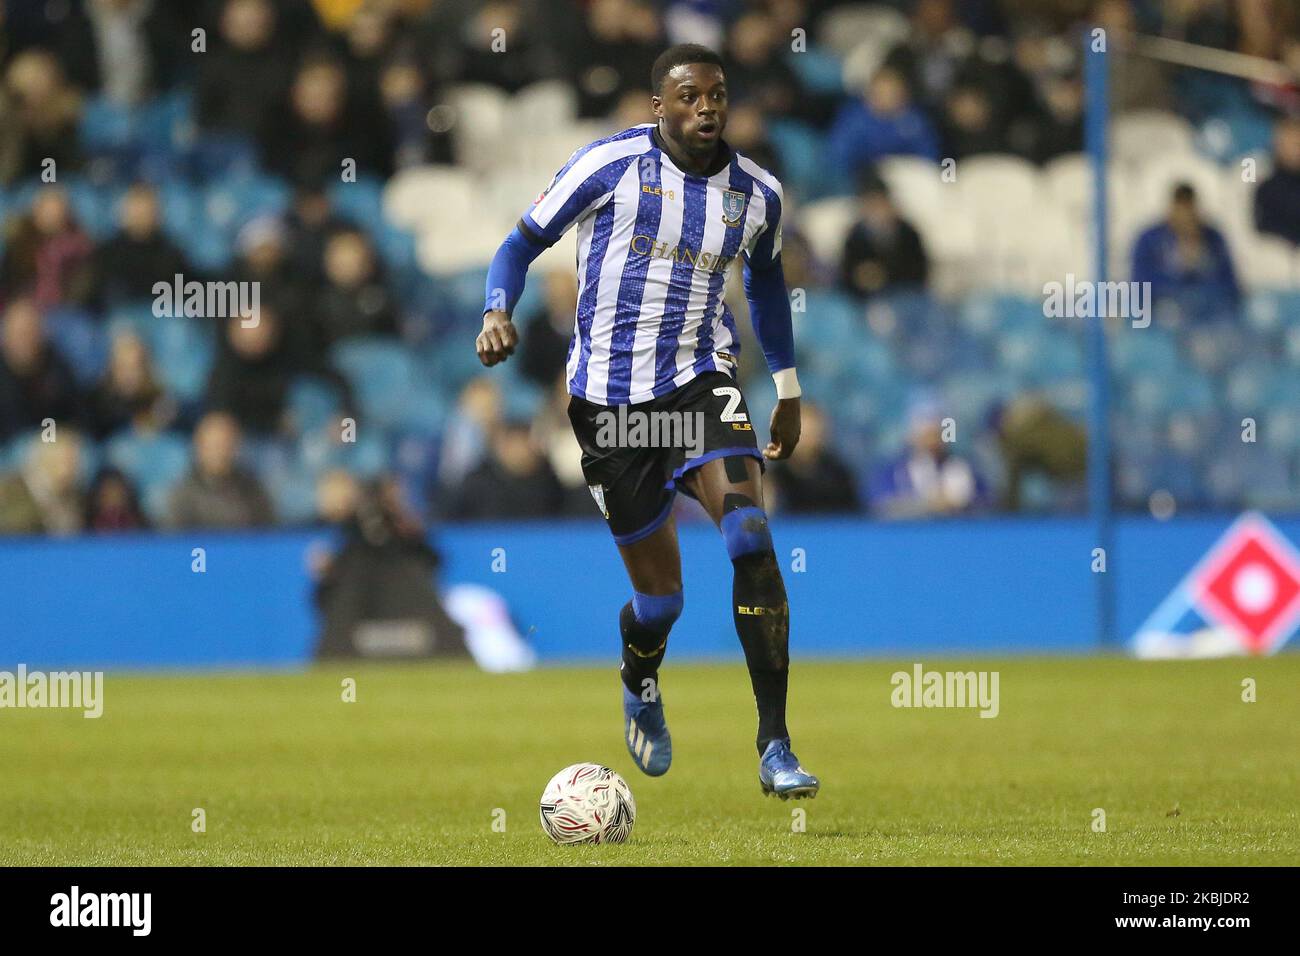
top-left (539, 763), bottom-right (636, 845)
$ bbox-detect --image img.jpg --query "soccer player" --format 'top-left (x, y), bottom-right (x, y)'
top-left (476, 44), bottom-right (819, 799)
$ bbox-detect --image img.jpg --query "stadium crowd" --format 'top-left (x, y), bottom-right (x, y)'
top-left (0, 0), bottom-right (1298, 537)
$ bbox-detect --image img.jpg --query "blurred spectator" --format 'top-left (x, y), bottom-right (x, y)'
top-left (205, 308), bottom-right (297, 435)
top-left (940, 84), bottom-right (1004, 159)
top-left (1, 49), bottom-right (83, 184)
top-left (380, 53), bottom-right (455, 168)
top-left (313, 228), bottom-right (400, 351)
top-left (768, 402), bottom-right (860, 514)
top-left (83, 465), bottom-right (150, 532)
top-left (532, 371), bottom-right (591, 516)
top-left (568, 0), bottom-right (661, 117)
top-left (264, 52), bottom-right (394, 181)
top-left (437, 376), bottom-right (502, 494)
top-left (58, 0), bottom-right (182, 105)
top-left (166, 411), bottom-right (274, 529)
top-left (0, 187), bottom-right (96, 310)
top-left (1019, 74), bottom-right (1083, 164)
top-left (870, 395), bottom-right (986, 518)
top-left (314, 467), bottom-right (362, 526)
top-left (884, 0), bottom-right (975, 112)
top-left (232, 215), bottom-right (309, 319)
top-left (1088, 0), bottom-right (1172, 113)
top-left (312, 472), bottom-right (473, 662)
top-left (991, 395), bottom-right (1086, 512)
top-left (839, 173), bottom-right (929, 299)
top-left (519, 270), bottom-right (577, 389)
top-left (0, 430), bottom-right (84, 535)
top-left (95, 183), bottom-right (192, 308)
top-left (450, 419), bottom-right (565, 520)
top-left (86, 330), bottom-right (176, 439)
top-left (0, 299), bottom-right (84, 442)
top-left (1255, 116), bottom-right (1300, 245)
top-left (1131, 183), bottom-right (1240, 308)
top-left (775, 228), bottom-right (830, 292)
top-left (284, 180), bottom-right (350, 285)
top-left (828, 66), bottom-right (940, 189)
top-left (428, 0), bottom-right (562, 95)
top-left (724, 9), bottom-right (832, 126)
top-left (195, 0), bottom-right (291, 144)
top-left (721, 103), bottom-right (785, 180)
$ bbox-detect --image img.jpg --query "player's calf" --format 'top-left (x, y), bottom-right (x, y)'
top-left (620, 589), bottom-right (681, 777)
top-left (720, 493), bottom-right (792, 756)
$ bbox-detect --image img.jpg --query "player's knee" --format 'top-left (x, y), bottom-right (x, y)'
top-left (720, 497), bottom-right (773, 562)
top-left (631, 588), bottom-right (684, 633)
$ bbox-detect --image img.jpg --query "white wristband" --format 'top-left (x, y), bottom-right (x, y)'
top-left (773, 368), bottom-right (801, 400)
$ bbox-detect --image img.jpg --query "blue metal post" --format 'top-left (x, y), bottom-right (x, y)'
top-left (1084, 32), bottom-right (1114, 646)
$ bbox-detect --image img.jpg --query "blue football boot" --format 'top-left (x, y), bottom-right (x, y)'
top-left (623, 683), bottom-right (672, 776)
top-left (759, 738), bottom-right (820, 799)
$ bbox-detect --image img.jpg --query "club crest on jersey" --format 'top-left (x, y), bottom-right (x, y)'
top-left (721, 190), bottom-right (747, 227)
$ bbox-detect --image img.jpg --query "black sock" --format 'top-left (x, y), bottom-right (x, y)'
top-left (732, 550), bottom-right (790, 753)
top-left (619, 601), bottom-right (669, 699)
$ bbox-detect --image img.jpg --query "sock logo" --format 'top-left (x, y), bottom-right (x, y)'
top-left (737, 605), bottom-right (772, 616)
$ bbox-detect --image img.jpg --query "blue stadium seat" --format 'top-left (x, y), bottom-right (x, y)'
top-left (44, 308), bottom-right (108, 386)
top-left (189, 134), bottom-right (260, 182)
top-left (765, 118), bottom-right (827, 198)
top-left (106, 303), bottom-right (159, 341)
top-left (149, 315), bottom-right (216, 402)
top-left (287, 375), bottom-right (346, 434)
top-left (266, 466), bottom-right (319, 525)
top-left (784, 48), bottom-right (844, 94)
top-left (1111, 327), bottom-right (1181, 378)
top-left (330, 338), bottom-right (418, 428)
top-left (104, 432), bottom-right (192, 519)
top-left (329, 176), bottom-right (387, 235)
top-left (399, 386), bottom-right (447, 434)
top-left (138, 89), bottom-right (196, 157)
top-left (63, 178), bottom-right (116, 240)
top-left (298, 426), bottom-right (389, 480)
top-left (79, 96), bottom-right (138, 154)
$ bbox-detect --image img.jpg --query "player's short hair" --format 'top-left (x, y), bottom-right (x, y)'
top-left (1171, 182), bottom-right (1197, 204)
top-left (651, 44), bottom-right (725, 95)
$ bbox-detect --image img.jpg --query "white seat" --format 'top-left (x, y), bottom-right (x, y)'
top-left (1042, 153), bottom-right (1091, 219)
top-left (443, 83), bottom-right (510, 169)
top-left (383, 166), bottom-right (478, 231)
top-left (509, 80), bottom-right (578, 135)
top-left (814, 3), bottom-right (910, 59)
top-left (796, 196), bottom-right (857, 266)
top-left (876, 155), bottom-right (946, 227)
top-left (417, 215), bottom-right (511, 275)
top-left (1112, 110), bottom-right (1196, 168)
top-left (956, 154), bottom-right (1042, 215)
top-left (1237, 234), bottom-right (1296, 289)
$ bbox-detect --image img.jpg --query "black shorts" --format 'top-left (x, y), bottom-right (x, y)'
top-left (567, 370), bottom-right (764, 545)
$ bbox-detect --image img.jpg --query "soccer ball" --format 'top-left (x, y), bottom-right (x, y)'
top-left (539, 763), bottom-right (636, 845)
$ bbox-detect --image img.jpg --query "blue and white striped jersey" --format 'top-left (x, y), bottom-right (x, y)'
top-left (520, 124), bottom-right (784, 406)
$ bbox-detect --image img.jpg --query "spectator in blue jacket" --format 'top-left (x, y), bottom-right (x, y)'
top-left (827, 66), bottom-right (940, 192)
top-left (1131, 183), bottom-right (1239, 309)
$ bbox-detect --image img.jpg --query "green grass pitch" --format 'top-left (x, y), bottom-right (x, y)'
top-left (1, 656), bottom-right (1297, 865)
